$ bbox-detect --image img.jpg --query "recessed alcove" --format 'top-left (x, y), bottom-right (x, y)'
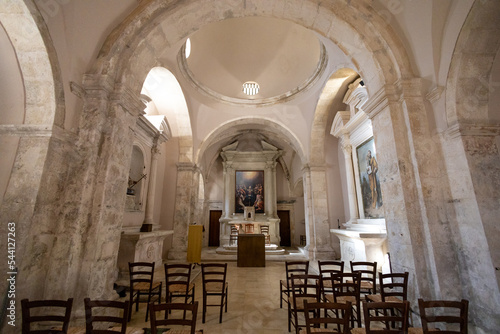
top-left (216, 139), bottom-right (285, 255)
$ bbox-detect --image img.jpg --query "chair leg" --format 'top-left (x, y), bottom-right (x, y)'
top-left (128, 291), bottom-right (133, 322)
top-left (287, 302), bottom-right (291, 332)
top-left (202, 292), bottom-right (207, 324)
top-left (225, 287), bottom-right (228, 313)
top-left (280, 284), bottom-right (283, 308)
top-left (219, 294), bottom-right (224, 323)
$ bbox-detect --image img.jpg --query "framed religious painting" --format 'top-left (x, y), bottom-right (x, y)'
top-left (356, 137), bottom-right (384, 218)
top-left (235, 170), bottom-right (264, 214)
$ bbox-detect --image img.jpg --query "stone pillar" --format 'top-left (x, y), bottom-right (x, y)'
top-left (25, 77), bottom-right (145, 324)
top-left (222, 161), bottom-right (235, 218)
top-left (363, 79), bottom-right (466, 306)
top-left (168, 162), bottom-right (197, 260)
top-left (303, 164), bottom-right (336, 260)
top-left (264, 160), bottom-right (278, 217)
top-left (143, 143), bottom-right (160, 228)
top-left (340, 139), bottom-right (359, 223)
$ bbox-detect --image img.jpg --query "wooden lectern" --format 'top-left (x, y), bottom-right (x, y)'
top-left (237, 234), bottom-right (265, 267)
top-left (187, 225), bottom-right (203, 264)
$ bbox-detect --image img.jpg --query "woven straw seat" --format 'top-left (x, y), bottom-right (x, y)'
top-left (366, 294), bottom-right (403, 303)
top-left (134, 281), bottom-right (162, 291)
top-left (168, 283), bottom-right (195, 293)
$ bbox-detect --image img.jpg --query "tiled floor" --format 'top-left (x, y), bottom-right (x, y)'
top-left (127, 252), bottom-right (307, 333)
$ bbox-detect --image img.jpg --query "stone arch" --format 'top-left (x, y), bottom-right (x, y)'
top-left (443, 1), bottom-right (500, 330)
top-left (196, 116), bottom-right (307, 167)
top-left (446, 0), bottom-right (500, 127)
top-left (0, 0), bottom-right (64, 126)
top-left (89, 0), bottom-right (413, 105)
top-left (310, 67), bottom-right (359, 165)
top-left (142, 67), bottom-right (193, 162)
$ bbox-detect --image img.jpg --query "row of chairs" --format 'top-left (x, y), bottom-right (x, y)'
top-left (229, 224), bottom-right (271, 246)
top-left (298, 299), bottom-right (468, 334)
top-left (280, 260), bottom-right (468, 334)
top-left (21, 297), bottom-right (201, 333)
top-left (280, 261), bottom-right (378, 310)
top-left (129, 262), bottom-right (228, 324)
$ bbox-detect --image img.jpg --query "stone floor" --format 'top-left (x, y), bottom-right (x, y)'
top-left (126, 247), bottom-right (308, 333)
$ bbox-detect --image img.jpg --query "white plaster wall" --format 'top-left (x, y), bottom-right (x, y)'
top-left (276, 164), bottom-right (290, 200)
top-left (489, 50), bottom-right (500, 122)
top-left (0, 25), bottom-right (24, 204)
top-left (294, 196), bottom-right (306, 246)
top-left (159, 137), bottom-right (180, 256)
top-left (205, 157), bottom-right (224, 201)
top-left (35, 0), bottom-right (137, 132)
top-left (325, 130), bottom-right (343, 256)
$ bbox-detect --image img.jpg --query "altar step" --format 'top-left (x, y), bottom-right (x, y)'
top-left (215, 244), bottom-right (286, 255)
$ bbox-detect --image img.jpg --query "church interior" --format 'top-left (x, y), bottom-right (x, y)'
top-left (1, 0), bottom-right (499, 333)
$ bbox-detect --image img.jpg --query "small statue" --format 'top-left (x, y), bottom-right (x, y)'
top-left (127, 174), bottom-right (147, 195)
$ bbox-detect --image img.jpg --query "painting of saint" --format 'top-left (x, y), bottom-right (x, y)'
top-left (356, 138), bottom-right (384, 218)
top-left (235, 171), bottom-right (264, 213)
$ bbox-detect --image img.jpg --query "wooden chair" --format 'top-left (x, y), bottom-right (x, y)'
top-left (128, 262), bottom-right (162, 322)
top-left (280, 260), bottom-right (309, 309)
top-left (366, 272), bottom-right (408, 304)
top-left (408, 299), bottom-right (468, 334)
top-left (350, 261), bottom-right (377, 295)
top-left (164, 263), bottom-right (195, 307)
top-left (289, 273), bottom-right (321, 334)
top-left (84, 298), bottom-right (129, 334)
top-left (229, 225), bottom-right (239, 246)
top-left (201, 262), bottom-right (228, 323)
top-left (326, 272), bottom-right (362, 328)
top-left (259, 224), bottom-right (271, 245)
top-left (317, 260), bottom-right (344, 299)
top-left (149, 301), bottom-right (202, 334)
top-left (300, 300), bottom-right (352, 334)
top-left (351, 301), bottom-right (410, 334)
top-left (21, 298), bottom-right (73, 334)
top-left (243, 223), bottom-right (255, 233)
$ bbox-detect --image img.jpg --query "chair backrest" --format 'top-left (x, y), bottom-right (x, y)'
top-left (230, 225), bottom-right (239, 234)
top-left (303, 300), bottom-right (351, 334)
top-left (21, 298), bottom-right (73, 334)
top-left (201, 262), bottom-right (228, 293)
top-left (84, 298), bottom-right (129, 334)
top-left (362, 300), bottom-right (410, 333)
top-left (149, 302), bottom-right (199, 334)
top-left (259, 224), bottom-right (269, 234)
top-left (330, 272), bottom-right (361, 302)
top-left (318, 260), bottom-right (344, 279)
top-left (350, 261), bottom-right (377, 292)
top-left (164, 263), bottom-right (192, 294)
top-left (291, 274), bottom-right (321, 308)
top-left (418, 299), bottom-right (468, 334)
top-left (285, 261), bottom-right (309, 289)
top-left (379, 272), bottom-right (409, 302)
top-left (129, 262), bottom-right (156, 290)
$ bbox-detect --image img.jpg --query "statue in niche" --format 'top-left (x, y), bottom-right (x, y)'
top-left (127, 173), bottom-right (147, 195)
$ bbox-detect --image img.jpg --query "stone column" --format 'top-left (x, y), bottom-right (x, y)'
top-left (143, 143), bottom-right (160, 227)
top-left (168, 162), bottom-right (196, 260)
top-left (303, 164), bottom-right (336, 260)
top-left (340, 139), bottom-right (359, 223)
top-left (264, 160), bottom-right (278, 217)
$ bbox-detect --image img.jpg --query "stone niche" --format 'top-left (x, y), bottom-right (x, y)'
top-left (330, 80), bottom-right (387, 271)
top-left (117, 114), bottom-right (172, 283)
top-left (217, 139), bottom-right (284, 254)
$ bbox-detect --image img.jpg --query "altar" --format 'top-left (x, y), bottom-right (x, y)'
top-left (215, 140), bottom-right (285, 255)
